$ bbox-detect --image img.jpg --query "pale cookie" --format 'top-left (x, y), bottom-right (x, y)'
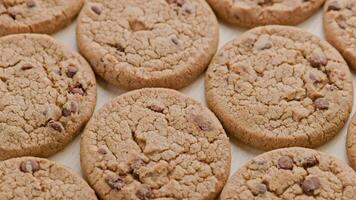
top-left (206, 0), bottom-right (325, 27)
top-left (323, 0), bottom-right (356, 70)
top-left (0, 34), bottom-right (96, 160)
top-left (0, 0), bottom-right (84, 36)
top-left (80, 88), bottom-right (231, 200)
top-left (205, 25), bottom-right (353, 150)
top-left (220, 147), bottom-right (356, 200)
top-left (0, 157), bottom-right (98, 199)
top-left (347, 112), bottom-right (356, 170)
top-left (76, 0), bottom-right (219, 90)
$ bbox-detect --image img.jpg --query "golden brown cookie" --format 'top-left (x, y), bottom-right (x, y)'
top-left (323, 0), bottom-right (356, 70)
top-left (220, 147), bottom-right (356, 200)
top-left (76, 0), bottom-right (219, 90)
top-left (0, 157), bottom-right (98, 200)
top-left (0, 0), bottom-right (84, 36)
top-left (0, 34), bottom-right (96, 160)
top-left (205, 25), bottom-right (353, 150)
top-left (80, 88), bottom-right (231, 200)
top-left (207, 0), bottom-right (325, 27)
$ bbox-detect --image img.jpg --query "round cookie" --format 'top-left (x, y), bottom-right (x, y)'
top-left (0, 0), bottom-right (84, 36)
top-left (347, 112), bottom-right (356, 170)
top-left (0, 157), bottom-right (98, 199)
top-left (0, 34), bottom-right (96, 160)
top-left (76, 0), bottom-right (219, 90)
top-left (206, 0), bottom-right (325, 27)
top-left (323, 0), bottom-right (356, 70)
top-left (80, 88), bottom-right (231, 200)
top-left (205, 25), bottom-right (353, 150)
top-left (220, 147), bottom-right (356, 200)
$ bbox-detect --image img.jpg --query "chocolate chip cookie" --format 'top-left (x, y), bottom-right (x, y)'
top-left (206, 0), bottom-right (325, 27)
top-left (80, 88), bottom-right (231, 200)
top-left (220, 147), bottom-right (356, 200)
top-left (323, 0), bottom-right (356, 70)
top-left (0, 34), bottom-right (96, 160)
top-left (0, 0), bottom-right (84, 36)
top-left (205, 25), bottom-right (353, 150)
top-left (347, 112), bottom-right (356, 170)
top-left (76, 0), bottom-right (219, 90)
top-left (0, 157), bottom-right (97, 199)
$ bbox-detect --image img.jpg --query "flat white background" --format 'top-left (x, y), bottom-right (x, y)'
top-left (49, 8), bottom-right (356, 178)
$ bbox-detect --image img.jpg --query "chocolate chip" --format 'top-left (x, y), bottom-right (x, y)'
top-left (66, 66), bottom-right (78, 78)
top-left (91, 5), bottom-right (102, 15)
top-left (302, 177), bottom-right (321, 195)
top-left (255, 37), bottom-right (273, 50)
top-left (21, 64), bottom-right (33, 70)
top-left (69, 83), bottom-right (85, 95)
top-left (26, 0), bottom-right (36, 8)
top-left (105, 175), bottom-right (125, 190)
top-left (20, 160), bottom-right (40, 173)
top-left (129, 20), bottom-right (147, 32)
top-left (115, 43), bottom-right (125, 52)
top-left (182, 3), bottom-right (194, 14)
top-left (278, 156), bottom-right (293, 170)
top-left (192, 115), bottom-right (213, 131)
top-left (62, 101), bottom-right (78, 117)
top-left (309, 49), bottom-right (327, 68)
top-left (302, 156), bottom-right (319, 168)
top-left (251, 183), bottom-right (267, 196)
top-left (136, 185), bottom-right (152, 200)
top-left (131, 159), bottom-right (145, 178)
top-left (166, 0), bottom-right (185, 6)
top-left (171, 37), bottom-right (179, 45)
top-left (327, 1), bottom-right (341, 11)
top-left (48, 120), bottom-right (64, 132)
top-left (314, 98), bottom-right (329, 110)
top-left (147, 104), bottom-right (164, 113)
top-left (98, 147), bottom-right (107, 155)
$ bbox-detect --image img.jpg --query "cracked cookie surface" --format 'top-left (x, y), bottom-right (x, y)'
top-left (206, 0), bottom-right (325, 27)
top-left (0, 156), bottom-right (97, 200)
top-left (76, 0), bottom-right (219, 90)
top-left (323, 0), bottom-right (356, 70)
top-left (220, 147), bottom-right (356, 200)
top-left (347, 112), bottom-right (356, 170)
top-left (0, 0), bottom-right (84, 36)
top-left (0, 34), bottom-right (96, 160)
top-left (80, 88), bottom-right (231, 200)
top-left (205, 25), bottom-right (353, 150)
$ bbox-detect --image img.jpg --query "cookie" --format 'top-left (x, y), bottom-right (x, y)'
top-left (76, 0), bottom-right (219, 90)
top-left (0, 156), bottom-right (97, 199)
top-left (205, 25), bottom-right (353, 150)
top-left (0, 0), bottom-right (84, 36)
top-left (220, 147), bottom-right (356, 200)
top-left (0, 34), bottom-right (96, 160)
top-left (323, 0), bottom-right (356, 70)
top-left (80, 88), bottom-right (231, 200)
top-left (347, 112), bottom-right (356, 170)
top-left (206, 0), bottom-right (325, 27)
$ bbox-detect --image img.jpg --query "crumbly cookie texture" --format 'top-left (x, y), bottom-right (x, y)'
top-left (206, 0), bottom-right (325, 27)
top-left (220, 147), bottom-right (356, 200)
top-left (80, 88), bottom-right (231, 200)
top-left (0, 34), bottom-right (96, 160)
top-left (76, 0), bottom-right (219, 90)
top-left (347, 112), bottom-right (356, 170)
top-left (0, 0), bottom-right (84, 36)
top-left (323, 0), bottom-right (356, 70)
top-left (205, 25), bottom-right (353, 150)
top-left (0, 157), bottom-right (98, 200)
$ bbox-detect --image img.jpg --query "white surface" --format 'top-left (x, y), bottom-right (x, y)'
top-left (49, 9), bottom-right (355, 178)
